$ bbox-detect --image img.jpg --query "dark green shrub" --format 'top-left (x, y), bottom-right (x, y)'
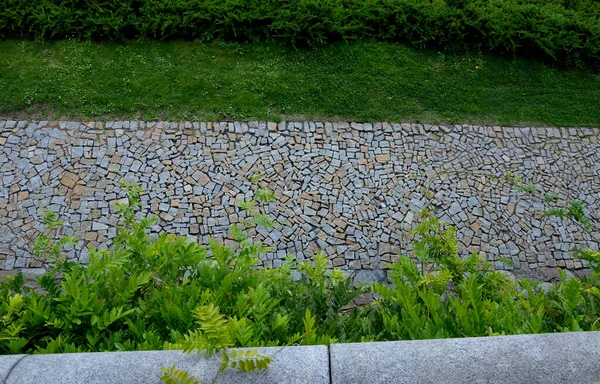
top-left (364, 211), bottom-right (600, 341)
top-left (0, 0), bottom-right (599, 69)
top-left (0, 183), bottom-right (359, 354)
top-left (1, 185), bottom-right (599, 355)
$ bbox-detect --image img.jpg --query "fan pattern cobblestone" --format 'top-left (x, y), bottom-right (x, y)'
top-left (1, 120), bottom-right (599, 281)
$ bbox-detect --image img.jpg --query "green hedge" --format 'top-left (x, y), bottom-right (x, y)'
top-left (1, 0), bottom-right (599, 69)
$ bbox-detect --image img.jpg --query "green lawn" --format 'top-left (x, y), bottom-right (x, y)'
top-left (1, 40), bottom-right (599, 126)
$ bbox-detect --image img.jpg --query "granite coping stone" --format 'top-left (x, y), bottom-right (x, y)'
top-left (3, 346), bottom-right (328, 384)
top-left (2, 332), bottom-right (600, 383)
top-left (0, 354), bottom-right (26, 384)
top-left (330, 332), bottom-right (600, 384)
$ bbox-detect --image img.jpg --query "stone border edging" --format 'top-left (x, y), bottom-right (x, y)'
top-left (330, 332), bottom-right (600, 384)
top-left (1, 332), bottom-right (599, 383)
top-left (0, 355), bottom-right (26, 384)
top-left (0, 346), bottom-right (329, 384)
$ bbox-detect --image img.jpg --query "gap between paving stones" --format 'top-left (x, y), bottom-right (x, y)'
top-left (1, 121), bottom-right (599, 283)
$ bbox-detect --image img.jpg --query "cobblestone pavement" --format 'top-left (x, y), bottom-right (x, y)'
top-left (1, 120), bottom-right (599, 281)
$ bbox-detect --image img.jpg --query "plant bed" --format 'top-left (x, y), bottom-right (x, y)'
top-left (2, 333), bottom-right (600, 383)
top-left (2, 183), bottom-right (599, 358)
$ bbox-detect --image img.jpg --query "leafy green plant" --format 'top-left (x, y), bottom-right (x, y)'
top-left (234, 175), bottom-right (278, 234)
top-left (575, 249), bottom-right (600, 274)
top-left (544, 192), bottom-right (560, 203)
top-left (0, 182), bottom-right (361, 358)
top-left (504, 172), bottom-right (537, 195)
top-left (160, 366), bottom-right (200, 384)
top-left (410, 209), bottom-right (480, 282)
top-left (544, 200), bottom-right (595, 230)
top-left (32, 210), bottom-right (77, 264)
top-left (162, 304), bottom-right (273, 384)
top-left (502, 171), bottom-right (595, 232)
top-left (367, 208), bottom-right (600, 342)
top-left (2, 182), bottom-right (600, 380)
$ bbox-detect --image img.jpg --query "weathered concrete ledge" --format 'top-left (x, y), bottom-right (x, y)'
top-left (1, 332), bottom-right (599, 383)
top-left (0, 346), bottom-right (329, 384)
top-left (331, 332), bottom-right (600, 384)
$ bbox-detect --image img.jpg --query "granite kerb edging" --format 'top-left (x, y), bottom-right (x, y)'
top-left (1, 346), bottom-right (329, 384)
top-left (1, 332), bottom-right (600, 384)
top-left (330, 331), bottom-right (600, 384)
top-left (1, 120), bottom-right (599, 282)
top-left (0, 354), bottom-right (26, 384)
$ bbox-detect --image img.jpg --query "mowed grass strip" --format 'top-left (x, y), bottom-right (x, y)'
top-left (1, 40), bottom-right (599, 126)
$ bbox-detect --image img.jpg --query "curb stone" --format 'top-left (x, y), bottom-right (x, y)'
top-left (4, 346), bottom-right (328, 384)
top-left (330, 332), bottom-right (600, 384)
top-left (0, 355), bottom-right (26, 384)
top-left (1, 333), bottom-right (600, 383)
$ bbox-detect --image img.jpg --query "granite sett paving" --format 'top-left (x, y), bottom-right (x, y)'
top-left (1, 120), bottom-right (598, 282)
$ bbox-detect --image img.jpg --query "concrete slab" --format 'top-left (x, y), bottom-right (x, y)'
top-left (0, 355), bottom-right (26, 383)
top-left (330, 332), bottom-right (600, 384)
top-left (4, 346), bottom-right (328, 384)
top-left (4, 332), bottom-right (600, 383)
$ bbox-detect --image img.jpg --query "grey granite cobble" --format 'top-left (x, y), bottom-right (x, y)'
top-left (1, 121), bottom-right (599, 281)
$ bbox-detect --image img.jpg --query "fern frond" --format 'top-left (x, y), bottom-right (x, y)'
top-left (181, 304), bottom-right (233, 355)
top-left (160, 366), bottom-right (200, 384)
top-left (254, 189), bottom-right (277, 203)
top-left (301, 308), bottom-right (317, 344)
top-left (227, 348), bottom-right (273, 373)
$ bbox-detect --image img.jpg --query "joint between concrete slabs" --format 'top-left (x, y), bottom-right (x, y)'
top-left (327, 344), bottom-right (333, 384)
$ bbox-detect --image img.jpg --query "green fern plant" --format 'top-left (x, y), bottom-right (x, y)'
top-left (160, 366), bottom-right (200, 384)
top-left (164, 303), bottom-right (273, 384)
top-left (4, 180), bottom-right (600, 377)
